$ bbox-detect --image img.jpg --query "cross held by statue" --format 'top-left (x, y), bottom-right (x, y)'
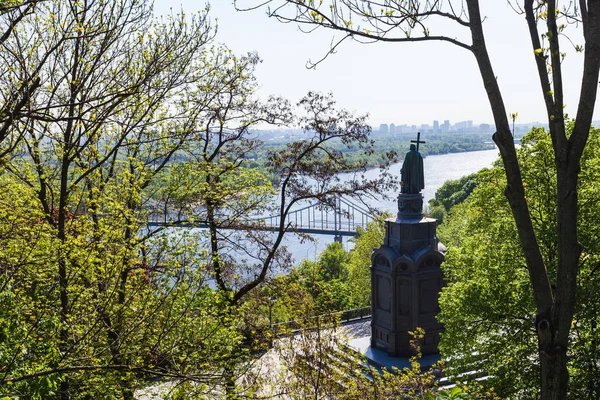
top-left (411, 132), bottom-right (426, 151)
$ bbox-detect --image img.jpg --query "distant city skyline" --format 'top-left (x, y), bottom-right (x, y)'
top-left (374, 118), bottom-right (552, 132)
top-left (254, 117), bottom-right (560, 137)
top-left (153, 1), bottom-right (600, 127)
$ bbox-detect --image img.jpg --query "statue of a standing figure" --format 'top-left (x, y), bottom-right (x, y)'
top-left (401, 144), bottom-right (424, 194)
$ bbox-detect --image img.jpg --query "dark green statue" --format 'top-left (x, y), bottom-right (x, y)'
top-left (401, 144), bottom-right (424, 194)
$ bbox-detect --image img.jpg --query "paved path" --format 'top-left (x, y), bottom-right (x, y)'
top-left (342, 318), bottom-right (371, 339)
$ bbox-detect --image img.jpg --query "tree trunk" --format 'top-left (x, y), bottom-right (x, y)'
top-left (538, 160), bottom-right (581, 399)
top-left (58, 137), bottom-right (71, 400)
top-left (465, 1), bottom-right (571, 398)
top-left (540, 348), bottom-right (569, 400)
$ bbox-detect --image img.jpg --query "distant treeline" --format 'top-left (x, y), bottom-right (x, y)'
top-left (239, 132), bottom-right (496, 184)
top-left (370, 132), bottom-right (496, 164)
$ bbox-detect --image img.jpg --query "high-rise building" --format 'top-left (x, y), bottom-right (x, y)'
top-left (433, 120), bottom-right (439, 132)
top-left (454, 120), bottom-right (475, 131)
top-left (389, 123), bottom-right (396, 134)
top-left (379, 123), bottom-right (389, 134)
top-left (442, 120), bottom-right (450, 132)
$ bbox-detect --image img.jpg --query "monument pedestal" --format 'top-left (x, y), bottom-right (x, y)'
top-left (397, 192), bottom-right (424, 220)
top-left (370, 193), bottom-right (446, 357)
top-left (349, 335), bottom-right (441, 372)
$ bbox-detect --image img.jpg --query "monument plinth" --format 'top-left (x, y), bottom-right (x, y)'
top-left (370, 135), bottom-right (446, 357)
top-left (397, 193), bottom-right (424, 220)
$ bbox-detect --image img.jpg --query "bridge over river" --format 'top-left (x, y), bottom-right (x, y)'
top-left (147, 196), bottom-right (375, 239)
top-left (147, 149), bottom-right (499, 259)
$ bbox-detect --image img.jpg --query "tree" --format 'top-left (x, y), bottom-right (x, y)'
top-left (427, 173), bottom-right (480, 222)
top-left (296, 242), bottom-right (354, 312)
top-left (0, 173), bottom-right (247, 398)
top-left (438, 127), bottom-right (600, 398)
top-left (235, 1), bottom-right (600, 397)
top-left (0, 0), bottom-right (219, 398)
top-left (160, 81), bottom-right (396, 396)
top-left (0, 15), bottom-right (394, 394)
top-left (346, 215), bottom-right (388, 307)
top-left (0, 0), bottom-right (398, 397)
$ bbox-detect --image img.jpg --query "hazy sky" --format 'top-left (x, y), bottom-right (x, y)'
top-left (153, 1), bottom-right (597, 127)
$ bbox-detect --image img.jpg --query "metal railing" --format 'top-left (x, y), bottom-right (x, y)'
top-left (270, 306), bottom-right (371, 333)
top-left (146, 196), bottom-right (375, 237)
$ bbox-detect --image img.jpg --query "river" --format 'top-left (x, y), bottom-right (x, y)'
top-left (287, 148), bottom-right (500, 262)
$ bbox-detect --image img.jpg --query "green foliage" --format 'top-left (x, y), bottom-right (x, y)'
top-left (267, 216), bottom-right (388, 318)
top-left (0, 177), bottom-right (59, 399)
top-left (439, 127), bottom-right (600, 398)
top-left (0, 167), bottom-right (249, 397)
top-left (284, 217), bottom-right (388, 315)
top-left (347, 215), bottom-right (388, 307)
top-left (318, 242), bottom-right (350, 280)
top-left (236, 1), bottom-right (599, 398)
top-left (0, 1), bottom-right (283, 397)
top-left (296, 243), bottom-right (353, 312)
top-left (427, 173), bottom-right (481, 223)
